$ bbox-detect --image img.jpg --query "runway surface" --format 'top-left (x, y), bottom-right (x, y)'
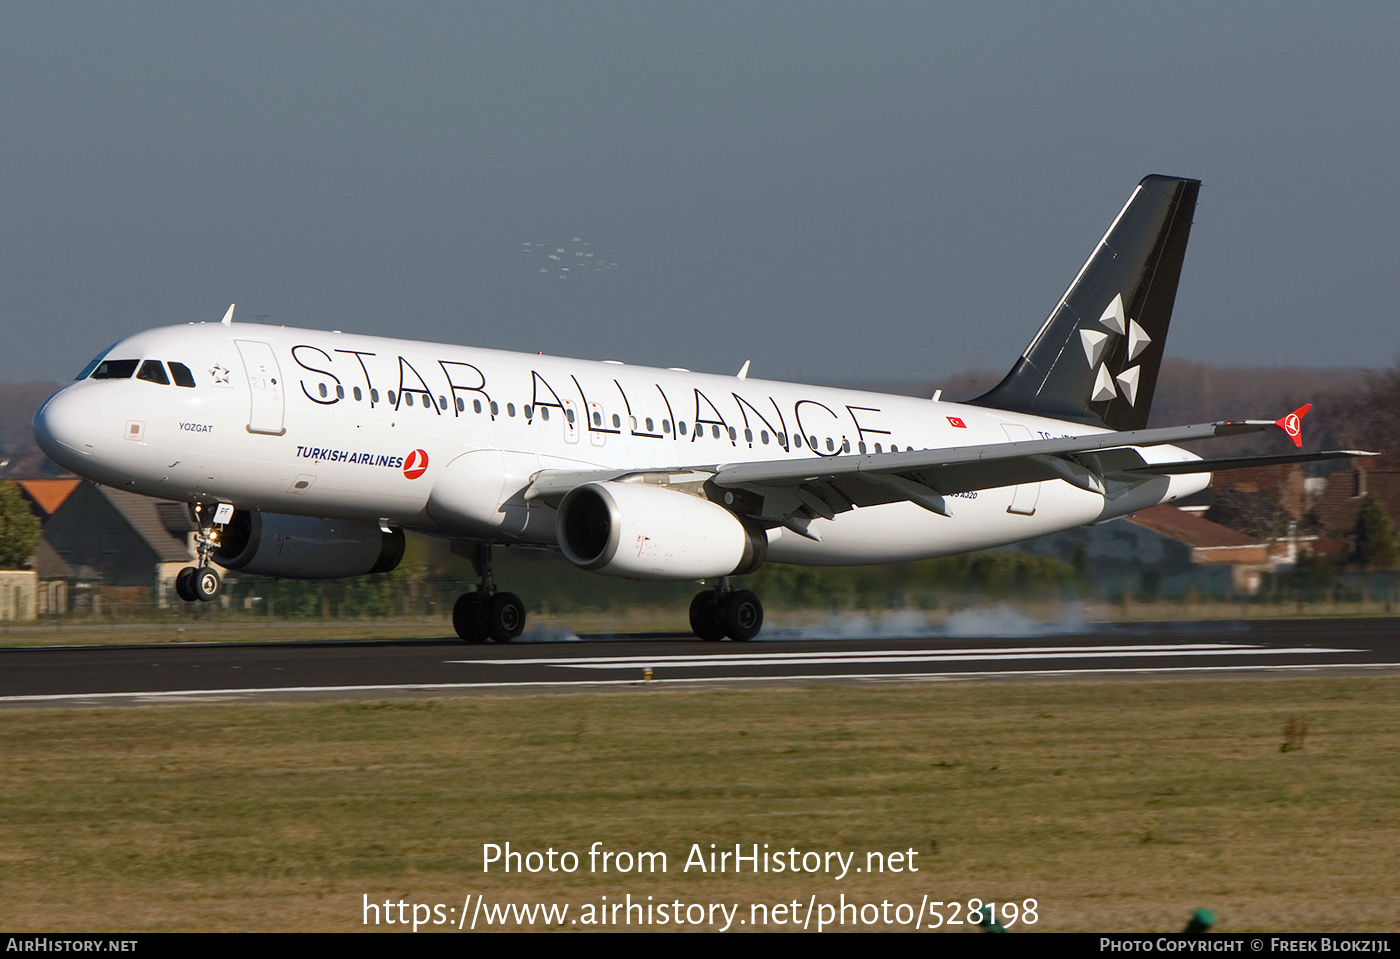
top-left (2, 618), bottom-right (1398, 708)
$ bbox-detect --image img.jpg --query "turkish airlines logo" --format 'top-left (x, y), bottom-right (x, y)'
top-left (1273, 403), bottom-right (1311, 449)
top-left (403, 449), bottom-right (429, 479)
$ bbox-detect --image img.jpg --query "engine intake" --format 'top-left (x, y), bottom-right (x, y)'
top-left (214, 510), bottom-right (405, 579)
top-left (556, 481), bottom-right (765, 580)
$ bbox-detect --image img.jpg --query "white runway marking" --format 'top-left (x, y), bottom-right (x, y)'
top-left (449, 643), bottom-right (1360, 670)
top-left (2, 661), bottom-right (1398, 707)
top-left (0, 642), bottom-right (1385, 708)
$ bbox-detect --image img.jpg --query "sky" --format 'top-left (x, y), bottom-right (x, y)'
top-left (4, 2), bottom-right (1399, 386)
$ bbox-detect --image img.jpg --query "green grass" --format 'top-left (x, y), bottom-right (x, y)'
top-left (1, 677), bottom-right (1397, 932)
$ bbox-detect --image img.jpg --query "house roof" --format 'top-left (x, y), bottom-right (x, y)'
top-left (14, 479), bottom-right (81, 516)
top-left (94, 487), bottom-right (195, 564)
top-left (1128, 504), bottom-right (1265, 550)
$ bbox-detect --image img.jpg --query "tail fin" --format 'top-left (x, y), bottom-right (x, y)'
top-left (970, 175), bottom-right (1200, 431)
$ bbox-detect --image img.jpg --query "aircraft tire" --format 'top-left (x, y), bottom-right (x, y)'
top-left (453, 593), bottom-right (487, 644)
top-left (689, 591), bottom-right (726, 641)
top-left (175, 566), bottom-right (199, 603)
top-left (193, 567), bottom-right (222, 603)
top-left (722, 589), bottom-right (763, 642)
top-left (486, 592), bottom-right (526, 643)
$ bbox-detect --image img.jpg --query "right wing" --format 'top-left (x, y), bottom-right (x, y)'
top-left (525, 411), bottom-right (1370, 540)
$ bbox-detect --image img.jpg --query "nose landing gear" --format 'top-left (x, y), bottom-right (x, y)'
top-left (174, 502), bottom-right (229, 603)
top-left (689, 578), bottom-right (763, 641)
top-left (452, 544), bottom-right (525, 644)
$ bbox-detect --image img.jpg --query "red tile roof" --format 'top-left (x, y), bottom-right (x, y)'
top-left (13, 479), bottom-right (81, 516)
top-left (1128, 504), bottom-right (1265, 550)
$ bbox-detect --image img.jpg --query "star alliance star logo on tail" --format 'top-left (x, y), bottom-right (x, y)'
top-left (1079, 293), bottom-right (1150, 406)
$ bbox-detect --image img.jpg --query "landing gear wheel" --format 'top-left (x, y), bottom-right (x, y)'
top-left (721, 589), bottom-right (763, 642)
top-left (192, 567), bottom-right (222, 603)
top-left (453, 593), bottom-right (486, 644)
top-left (452, 545), bottom-right (527, 644)
top-left (486, 592), bottom-right (525, 643)
top-left (689, 591), bottom-right (726, 641)
top-left (175, 566), bottom-right (198, 603)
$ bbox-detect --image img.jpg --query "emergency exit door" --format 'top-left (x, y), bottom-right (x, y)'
top-left (236, 340), bottom-right (286, 435)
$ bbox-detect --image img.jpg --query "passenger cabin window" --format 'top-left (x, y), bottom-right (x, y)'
top-left (168, 362), bottom-right (196, 387)
top-left (90, 359), bottom-right (139, 380)
top-left (136, 360), bottom-right (169, 385)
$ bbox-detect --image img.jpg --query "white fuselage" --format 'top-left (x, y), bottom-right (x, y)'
top-left (34, 322), bottom-right (1207, 569)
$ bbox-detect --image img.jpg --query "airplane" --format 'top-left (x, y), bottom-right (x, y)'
top-left (31, 175), bottom-right (1367, 643)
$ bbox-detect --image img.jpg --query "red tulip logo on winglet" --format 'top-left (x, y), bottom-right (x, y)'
top-left (403, 449), bottom-right (429, 479)
top-left (1274, 404), bottom-right (1311, 449)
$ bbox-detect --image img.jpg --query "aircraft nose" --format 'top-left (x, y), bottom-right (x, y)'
top-left (33, 387), bottom-right (99, 466)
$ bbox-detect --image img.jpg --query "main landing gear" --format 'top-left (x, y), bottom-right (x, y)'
top-left (689, 578), bottom-right (764, 642)
top-left (175, 502), bottom-right (227, 603)
top-left (453, 544), bottom-right (526, 644)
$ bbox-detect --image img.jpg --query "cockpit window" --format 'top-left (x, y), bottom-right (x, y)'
top-left (90, 359), bottom-right (140, 380)
top-left (136, 360), bottom-right (170, 385)
top-left (76, 342), bottom-right (120, 380)
top-left (168, 362), bottom-right (197, 387)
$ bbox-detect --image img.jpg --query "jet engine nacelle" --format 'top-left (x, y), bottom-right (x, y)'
top-left (556, 481), bottom-right (766, 581)
top-left (214, 510), bottom-right (405, 579)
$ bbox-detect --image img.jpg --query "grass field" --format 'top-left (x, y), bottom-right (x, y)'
top-left (1, 676), bottom-right (1397, 933)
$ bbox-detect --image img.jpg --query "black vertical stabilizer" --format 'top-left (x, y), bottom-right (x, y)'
top-left (970, 175), bottom-right (1200, 431)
